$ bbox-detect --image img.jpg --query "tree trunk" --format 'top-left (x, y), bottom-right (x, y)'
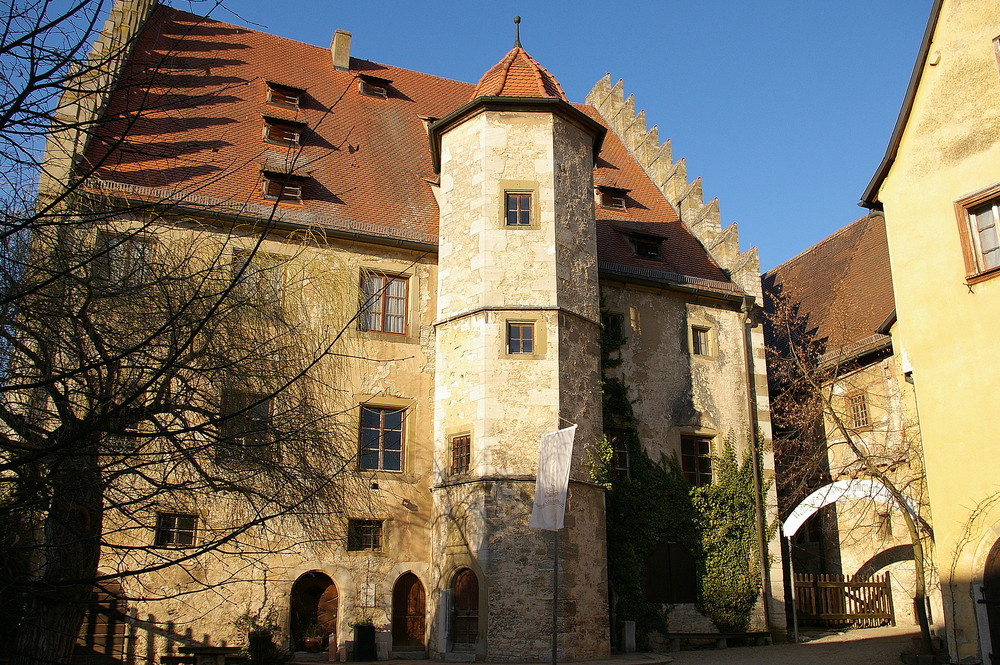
top-left (13, 446), bottom-right (103, 665)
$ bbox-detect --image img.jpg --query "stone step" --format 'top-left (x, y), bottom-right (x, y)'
top-left (443, 652), bottom-right (475, 663)
top-left (391, 650), bottom-right (428, 660)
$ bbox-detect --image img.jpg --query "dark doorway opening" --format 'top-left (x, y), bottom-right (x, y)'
top-left (290, 572), bottom-right (338, 651)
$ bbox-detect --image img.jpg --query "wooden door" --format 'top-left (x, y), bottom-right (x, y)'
top-left (451, 569), bottom-right (478, 648)
top-left (392, 573), bottom-right (425, 647)
top-left (317, 583), bottom-right (338, 649)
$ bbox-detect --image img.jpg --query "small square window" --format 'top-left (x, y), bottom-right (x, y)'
top-left (505, 192), bottom-right (532, 226)
top-left (263, 118), bottom-right (303, 147)
top-left (681, 436), bottom-right (712, 486)
top-left (266, 82), bottom-right (302, 110)
top-left (451, 434), bottom-right (471, 474)
top-left (359, 80), bottom-right (388, 99)
top-left (262, 175), bottom-right (304, 203)
top-left (347, 519), bottom-right (383, 551)
top-left (360, 272), bottom-right (408, 334)
top-left (849, 392), bottom-right (870, 429)
top-left (507, 322), bottom-right (534, 354)
top-left (691, 326), bottom-right (710, 356)
top-left (631, 235), bottom-right (661, 260)
top-left (360, 405), bottom-right (404, 472)
top-left (155, 512), bottom-right (197, 547)
top-left (598, 186), bottom-right (628, 212)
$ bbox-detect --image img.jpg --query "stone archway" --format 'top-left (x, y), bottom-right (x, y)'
top-left (450, 568), bottom-right (479, 650)
top-left (983, 538), bottom-right (1000, 664)
top-left (391, 572), bottom-right (426, 648)
top-left (290, 572), bottom-right (338, 651)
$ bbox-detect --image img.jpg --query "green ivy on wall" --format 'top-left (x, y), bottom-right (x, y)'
top-left (592, 311), bottom-right (770, 645)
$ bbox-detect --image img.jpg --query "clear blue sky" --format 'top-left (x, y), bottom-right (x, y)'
top-left (190, 0), bottom-right (929, 271)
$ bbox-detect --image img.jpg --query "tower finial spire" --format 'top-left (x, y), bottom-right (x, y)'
top-left (513, 16), bottom-right (521, 48)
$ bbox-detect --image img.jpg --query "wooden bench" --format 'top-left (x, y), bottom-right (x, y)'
top-left (662, 631), bottom-right (772, 651)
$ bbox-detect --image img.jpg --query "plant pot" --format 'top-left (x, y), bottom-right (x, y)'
top-left (353, 625), bottom-right (377, 661)
top-left (304, 636), bottom-right (322, 653)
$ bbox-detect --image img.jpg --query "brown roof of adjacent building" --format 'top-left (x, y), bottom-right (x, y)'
top-left (470, 46), bottom-right (567, 101)
top-left (763, 214), bottom-right (896, 359)
top-left (83, 5), bottom-right (734, 292)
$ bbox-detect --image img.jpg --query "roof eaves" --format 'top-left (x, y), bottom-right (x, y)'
top-left (860, 0), bottom-right (944, 209)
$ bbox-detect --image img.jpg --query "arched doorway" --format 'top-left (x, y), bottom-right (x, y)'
top-left (451, 568), bottom-right (479, 650)
top-left (290, 572), bottom-right (338, 651)
top-left (76, 578), bottom-right (127, 663)
top-left (392, 573), bottom-right (426, 648)
top-left (984, 538), bottom-right (1000, 663)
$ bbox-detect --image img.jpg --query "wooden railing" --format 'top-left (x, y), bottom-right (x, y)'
top-left (794, 572), bottom-right (895, 628)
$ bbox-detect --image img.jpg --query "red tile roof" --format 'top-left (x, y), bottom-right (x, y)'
top-left (84, 6), bottom-right (734, 292)
top-left (470, 46), bottom-right (567, 101)
top-left (763, 214), bottom-right (895, 358)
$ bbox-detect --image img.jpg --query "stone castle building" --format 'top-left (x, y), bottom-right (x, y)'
top-left (52, 1), bottom-right (785, 660)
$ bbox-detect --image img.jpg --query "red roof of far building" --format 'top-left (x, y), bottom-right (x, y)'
top-left (470, 46), bottom-right (567, 101)
top-left (83, 5), bottom-right (735, 293)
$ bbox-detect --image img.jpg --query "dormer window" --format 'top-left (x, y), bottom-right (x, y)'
top-left (262, 172), bottom-right (307, 203)
top-left (358, 74), bottom-right (392, 99)
top-left (630, 234), bottom-right (662, 260)
top-left (266, 82), bottom-right (303, 110)
top-left (598, 186), bottom-right (629, 212)
top-left (263, 117), bottom-right (305, 147)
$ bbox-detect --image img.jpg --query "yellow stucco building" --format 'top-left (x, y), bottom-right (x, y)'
top-left (862, 0), bottom-right (1000, 661)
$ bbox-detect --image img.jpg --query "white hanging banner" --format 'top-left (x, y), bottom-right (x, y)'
top-left (529, 425), bottom-right (577, 531)
top-left (783, 478), bottom-right (920, 538)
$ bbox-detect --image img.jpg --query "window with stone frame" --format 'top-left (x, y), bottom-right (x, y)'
top-left (691, 326), bottom-right (711, 356)
top-left (680, 436), bottom-right (712, 486)
top-left (231, 249), bottom-right (285, 311)
top-left (849, 391), bottom-right (870, 429)
top-left (359, 405), bottom-right (404, 472)
top-left (506, 321), bottom-right (534, 354)
top-left (219, 387), bottom-right (273, 449)
top-left (505, 192), bottom-right (532, 226)
top-left (607, 427), bottom-right (631, 477)
top-left (360, 272), bottom-right (408, 334)
top-left (154, 512), bottom-right (197, 547)
top-left (347, 519), bottom-right (383, 551)
top-left (451, 434), bottom-right (471, 475)
top-left (94, 231), bottom-right (155, 286)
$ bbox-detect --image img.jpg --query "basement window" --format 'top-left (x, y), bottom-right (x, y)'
top-left (263, 117), bottom-right (305, 147)
top-left (598, 186), bottom-right (629, 212)
top-left (358, 74), bottom-right (392, 99)
top-left (262, 172), bottom-right (306, 203)
top-left (266, 82), bottom-right (303, 110)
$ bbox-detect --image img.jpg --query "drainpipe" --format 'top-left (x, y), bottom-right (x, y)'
top-left (741, 295), bottom-right (773, 631)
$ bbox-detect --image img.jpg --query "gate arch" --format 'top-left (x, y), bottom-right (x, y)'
top-left (290, 571), bottom-right (338, 650)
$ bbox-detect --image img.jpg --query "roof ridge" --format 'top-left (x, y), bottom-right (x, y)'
top-left (767, 213), bottom-right (875, 275)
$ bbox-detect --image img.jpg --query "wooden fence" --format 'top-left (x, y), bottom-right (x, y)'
top-left (793, 572), bottom-right (895, 628)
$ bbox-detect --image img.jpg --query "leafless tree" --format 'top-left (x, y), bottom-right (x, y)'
top-left (1, 2), bottom-right (378, 663)
top-left (765, 284), bottom-right (935, 652)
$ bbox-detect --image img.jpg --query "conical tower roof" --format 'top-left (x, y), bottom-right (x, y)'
top-left (470, 46), bottom-right (567, 101)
